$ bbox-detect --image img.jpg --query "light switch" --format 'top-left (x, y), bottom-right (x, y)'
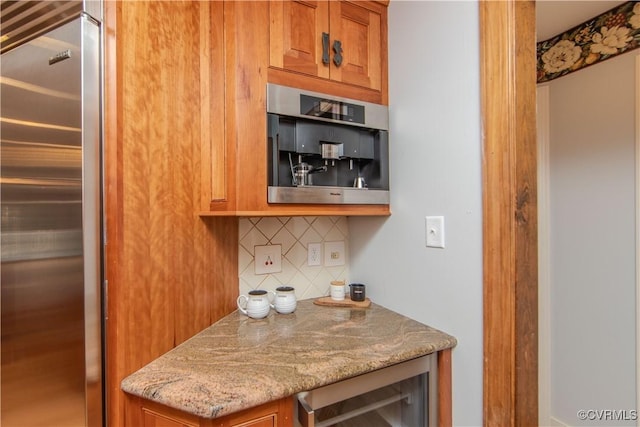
top-left (425, 216), bottom-right (445, 248)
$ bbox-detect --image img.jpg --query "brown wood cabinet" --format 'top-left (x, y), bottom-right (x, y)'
top-left (201, 0), bottom-right (390, 217)
top-left (269, 1), bottom-right (387, 97)
top-left (125, 395), bottom-right (294, 427)
top-left (103, 1), bottom-right (387, 423)
top-left (104, 2), bottom-right (239, 426)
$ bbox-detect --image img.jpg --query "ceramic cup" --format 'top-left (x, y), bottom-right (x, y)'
top-left (237, 290), bottom-right (272, 319)
top-left (330, 281), bottom-right (345, 301)
top-left (349, 283), bottom-right (366, 302)
top-left (271, 286), bottom-right (297, 314)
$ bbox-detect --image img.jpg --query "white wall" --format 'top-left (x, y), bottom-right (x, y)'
top-left (349, 2), bottom-right (483, 426)
top-left (543, 51), bottom-right (637, 426)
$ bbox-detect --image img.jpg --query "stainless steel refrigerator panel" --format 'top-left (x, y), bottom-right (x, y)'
top-left (1, 14), bottom-right (102, 427)
top-left (0, 1), bottom-right (83, 54)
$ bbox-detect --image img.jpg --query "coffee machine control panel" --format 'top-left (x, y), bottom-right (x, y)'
top-left (266, 84), bottom-right (390, 205)
top-left (299, 94), bottom-right (365, 124)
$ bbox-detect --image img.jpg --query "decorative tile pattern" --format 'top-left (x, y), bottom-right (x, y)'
top-left (537, 1), bottom-right (640, 83)
top-left (238, 217), bottom-right (349, 300)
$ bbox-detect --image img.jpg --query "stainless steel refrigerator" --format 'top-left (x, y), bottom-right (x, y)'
top-left (1, 2), bottom-right (103, 426)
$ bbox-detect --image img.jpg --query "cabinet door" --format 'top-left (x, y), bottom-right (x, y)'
top-left (127, 396), bottom-right (292, 427)
top-left (269, 0), bottom-right (329, 79)
top-left (142, 409), bottom-right (199, 427)
top-left (229, 414), bottom-right (275, 427)
top-left (329, 1), bottom-right (384, 91)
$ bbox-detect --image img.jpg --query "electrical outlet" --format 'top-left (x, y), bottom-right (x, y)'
top-left (425, 216), bottom-right (445, 248)
top-left (254, 244), bottom-right (282, 274)
top-left (324, 241), bottom-right (345, 267)
top-left (308, 242), bottom-right (322, 266)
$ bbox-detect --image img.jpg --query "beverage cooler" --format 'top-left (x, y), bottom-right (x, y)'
top-left (296, 354), bottom-right (437, 427)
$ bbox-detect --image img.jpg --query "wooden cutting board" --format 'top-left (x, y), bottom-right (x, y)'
top-left (313, 296), bottom-right (371, 308)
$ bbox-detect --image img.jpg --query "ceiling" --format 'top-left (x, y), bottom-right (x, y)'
top-left (536, 1), bottom-right (626, 41)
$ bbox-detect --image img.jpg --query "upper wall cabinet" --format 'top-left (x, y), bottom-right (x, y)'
top-left (200, 1), bottom-right (390, 217)
top-left (268, 0), bottom-right (388, 105)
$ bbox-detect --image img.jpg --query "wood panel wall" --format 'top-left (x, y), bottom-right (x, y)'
top-left (104, 2), bottom-right (238, 426)
top-left (479, 1), bottom-right (538, 425)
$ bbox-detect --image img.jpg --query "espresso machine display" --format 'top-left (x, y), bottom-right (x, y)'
top-left (300, 94), bottom-right (365, 124)
top-left (267, 84), bottom-right (390, 205)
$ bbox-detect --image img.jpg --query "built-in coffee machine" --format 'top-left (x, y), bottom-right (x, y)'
top-left (267, 83), bottom-right (390, 204)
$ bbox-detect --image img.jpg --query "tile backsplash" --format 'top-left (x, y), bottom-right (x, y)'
top-left (239, 216), bottom-right (349, 301)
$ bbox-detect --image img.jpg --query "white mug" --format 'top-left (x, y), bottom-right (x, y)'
top-left (271, 286), bottom-right (297, 314)
top-left (237, 290), bottom-right (272, 319)
top-left (330, 281), bottom-right (345, 301)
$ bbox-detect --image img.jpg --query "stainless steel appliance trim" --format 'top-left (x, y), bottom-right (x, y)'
top-left (268, 186), bottom-right (390, 205)
top-left (267, 83), bottom-right (389, 131)
top-left (83, 0), bottom-right (102, 22)
top-left (297, 394), bottom-right (315, 427)
top-left (297, 353), bottom-right (438, 426)
top-left (81, 14), bottom-right (104, 426)
top-left (1, 1), bottom-right (81, 53)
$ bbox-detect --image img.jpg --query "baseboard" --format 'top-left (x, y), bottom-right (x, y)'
top-left (549, 416), bottom-right (570, 427)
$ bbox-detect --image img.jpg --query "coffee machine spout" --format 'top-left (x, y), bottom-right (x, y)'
top-left (309, 166), bottom-right (327, 174)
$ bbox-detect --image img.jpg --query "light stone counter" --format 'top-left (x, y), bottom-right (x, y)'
top-left (121, 298), bottom-right (457, 419)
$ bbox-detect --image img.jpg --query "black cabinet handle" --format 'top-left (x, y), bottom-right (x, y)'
top-left (322, 32), bottom-right (330, 65)
top-left (333, 39), bottom-right (343, 67)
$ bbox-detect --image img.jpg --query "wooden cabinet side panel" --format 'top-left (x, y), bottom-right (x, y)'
top-left (212, 0), bottom-right (241, 212)
top-left (229, 1), bottom-right (271, 212)
top-left (200, 217), bottom-right (239, 326)
top-left (269, 1), bottom-right (284, 69)
top-left (201, 1), bottom-right (227, 207)
top-left (105, 2), bottom-right (239, 426)
top-left (276, 397), bottom-right (294, 427)
top-left (438, 348), bottom-right (453, 427)
top-left (104, 1), bottom-right (124, 425)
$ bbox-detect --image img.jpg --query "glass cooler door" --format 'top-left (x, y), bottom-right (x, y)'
top-left (297, 353), bottom-right (437, 427)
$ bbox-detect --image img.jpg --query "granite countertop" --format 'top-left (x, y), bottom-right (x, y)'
top-left (121, 298), bottom-right (457, 419)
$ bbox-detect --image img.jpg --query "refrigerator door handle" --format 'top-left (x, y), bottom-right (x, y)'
top-left (80, 14), bottom-right (104, 426)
